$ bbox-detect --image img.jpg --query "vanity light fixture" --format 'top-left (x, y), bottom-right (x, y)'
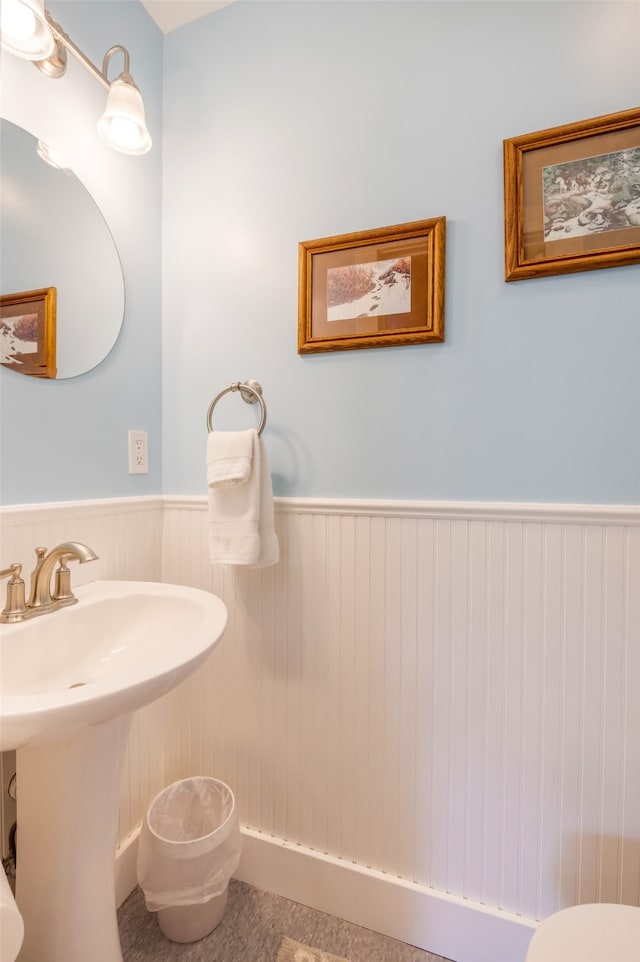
top-left (96, 46), bottom-right (152, 156)
top-left (0, 0), bottom-right (54, 60)
top-left (0, 0), bottom-right (152, 156)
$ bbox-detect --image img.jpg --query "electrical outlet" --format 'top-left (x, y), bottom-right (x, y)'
top-left (128, 430), bottom-right (148, 474)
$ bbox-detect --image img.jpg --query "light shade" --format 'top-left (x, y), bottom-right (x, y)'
top-left (0, 0), bottom-right (55, 60)
top-left (97, 74), bottom-right (152, 156)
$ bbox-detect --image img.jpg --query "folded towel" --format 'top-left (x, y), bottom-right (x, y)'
top-left (207, 430), bottom-right (254, 488)
top-left (253, 437), bottom-right (279, 568)
top-left (208, 430), bottom-right (279, 567)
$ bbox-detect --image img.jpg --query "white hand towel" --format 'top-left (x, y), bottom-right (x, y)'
top-left (207, 429), bottom-right (253, 488)
top-left (253, 437), bottom-right (279, 568)
top-left (208, 430), bottom-right (279, 567)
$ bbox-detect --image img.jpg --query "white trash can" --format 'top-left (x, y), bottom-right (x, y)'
top-left (137, 777), bottom-right (242, 943)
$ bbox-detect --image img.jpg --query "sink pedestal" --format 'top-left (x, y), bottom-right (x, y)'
top-left (16, 714), bottom-right (132, 962)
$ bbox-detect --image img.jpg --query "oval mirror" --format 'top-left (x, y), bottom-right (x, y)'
top-left (0, 118), bottom-right (125, 379)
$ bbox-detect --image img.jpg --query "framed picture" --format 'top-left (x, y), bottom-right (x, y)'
top-left (503, 107), bottom-right (640, 281)
top-left (0, 287), bottom-right (57, 378)
top-left (298, 217), bottom-right (445, 353)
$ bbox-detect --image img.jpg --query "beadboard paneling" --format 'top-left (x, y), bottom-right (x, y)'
top-left (0, 497), bottom-right (164, 587)
top-left (162, 497), bottom-right (640, 923)
top-left (2, 496), bottom-right (639, 941)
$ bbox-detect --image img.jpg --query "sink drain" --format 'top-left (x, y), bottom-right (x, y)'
top-left (68, 682), bottom-right (87, 689)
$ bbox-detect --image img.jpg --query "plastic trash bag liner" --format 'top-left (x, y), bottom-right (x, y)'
top-left (137, 777), bottom-right (242, 911)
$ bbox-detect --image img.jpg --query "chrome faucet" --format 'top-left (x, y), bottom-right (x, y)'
top-left (0, 542), bottom-right (98, 623)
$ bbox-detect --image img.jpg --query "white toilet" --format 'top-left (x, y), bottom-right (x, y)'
top-left (525, 902), bottom-right (640, 961)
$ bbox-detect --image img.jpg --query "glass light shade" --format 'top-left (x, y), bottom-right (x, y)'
top-left (0, 0), bottom-right (55, 60)
top-left (97, 75), bottom-right (151, 156)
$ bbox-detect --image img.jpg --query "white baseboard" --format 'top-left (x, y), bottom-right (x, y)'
top-left (116, 826), bottom-right (537, 962)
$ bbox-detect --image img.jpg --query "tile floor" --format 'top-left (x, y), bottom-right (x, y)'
top-left (118, 878), bottom-right (451, 962)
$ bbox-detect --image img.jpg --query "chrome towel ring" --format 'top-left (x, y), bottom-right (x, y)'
top-left (206, 380), bottom-right (267, 436)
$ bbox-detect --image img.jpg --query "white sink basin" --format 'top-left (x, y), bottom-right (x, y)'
top-left (0, 580), bottom-right (227, 752)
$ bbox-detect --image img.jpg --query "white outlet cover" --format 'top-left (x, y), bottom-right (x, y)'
top-left (128, 430), bottom-right (148, 474)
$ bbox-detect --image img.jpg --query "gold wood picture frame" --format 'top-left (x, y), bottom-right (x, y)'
top-left (0, 287), bottom-right (57, 378)
top-left (504, 107), bottom-right (640, 281)
top-left (298, 217), bottom-right (446, 354)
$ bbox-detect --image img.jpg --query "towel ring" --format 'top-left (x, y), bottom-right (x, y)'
top-left (206, 380), bottom-right (267, 436)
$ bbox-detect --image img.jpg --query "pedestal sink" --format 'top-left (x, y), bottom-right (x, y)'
top-left (0, 579), bottom-right (228, 962)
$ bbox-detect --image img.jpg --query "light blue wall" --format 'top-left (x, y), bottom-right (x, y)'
top-left (0, 1), bottom-right (163, 505)
top-left (162, 0), bottom-right (640, 504)
top-left (2, 2), bottom-right (638, 509)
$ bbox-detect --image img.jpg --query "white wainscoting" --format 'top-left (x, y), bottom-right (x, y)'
top-left (161, 496), bottom-right (640, 961)
top-left (0, 497), bottom-right (164, 587)
top-left (2, 496), bottom-right (639, 962)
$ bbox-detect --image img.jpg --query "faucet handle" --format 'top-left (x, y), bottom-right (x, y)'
top-left (0, 563), bottom-right (27, 623)
top-left (52, 555), bottom-right (75, 602)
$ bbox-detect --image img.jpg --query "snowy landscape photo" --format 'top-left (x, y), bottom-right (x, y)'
top-left (298, 217), bottom-right (445, 353)
top-left (326, 257), bottom-right (411, 322)
top-left (0, 312), bottom-right (38, 364)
